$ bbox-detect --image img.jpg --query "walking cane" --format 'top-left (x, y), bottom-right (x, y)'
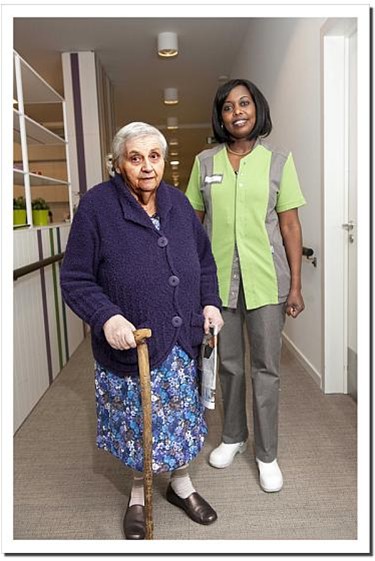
top-left (133, 328), bottom-right (153, 540)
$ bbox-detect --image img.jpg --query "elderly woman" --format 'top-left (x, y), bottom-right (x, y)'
top-left (60, 122), bottom-right (223, 539)
top-left (186, 79), bottom-right (306, 493)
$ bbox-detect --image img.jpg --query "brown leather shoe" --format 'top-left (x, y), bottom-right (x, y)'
top-left (166, 483), bottom-right (217, 525)
top-left (123, 500), bottom-right (146, 539)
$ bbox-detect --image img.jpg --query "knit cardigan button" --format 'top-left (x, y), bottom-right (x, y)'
top-left (168, 275), bottom-right (180, 287)
top-left (171, 315), bottom-right (183, 327)
top-left (158, 236), bottom-right (168, 247)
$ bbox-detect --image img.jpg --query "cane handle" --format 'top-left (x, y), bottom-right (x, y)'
top-left (134, 328), bottom-right (152, 344)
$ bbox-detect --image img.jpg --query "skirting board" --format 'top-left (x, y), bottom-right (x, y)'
top-left (282, 332), bottom-right (322, 389)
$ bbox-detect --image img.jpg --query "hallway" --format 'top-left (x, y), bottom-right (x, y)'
top-left (7, 6), bottom-right (370, 555)
top-left (14, 336), bottom-right (357, 542)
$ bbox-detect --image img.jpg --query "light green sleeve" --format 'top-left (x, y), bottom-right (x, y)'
top-left (276, 153), bottom-right (306, 213)
top-left (185, 157), bottom-right (205, 212)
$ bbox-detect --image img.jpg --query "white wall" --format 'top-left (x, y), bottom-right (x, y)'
top-left (14, 225), bottom-right (85, 432)
top-left (14, 51), bottom-right (115, 432)
top-left (62, 51), bottom-right (114, 205)
top-left (231, 18), bottom-right (326, 384)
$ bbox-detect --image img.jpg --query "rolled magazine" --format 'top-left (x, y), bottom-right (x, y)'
top-left (200, 325), bottom-right (218, 409)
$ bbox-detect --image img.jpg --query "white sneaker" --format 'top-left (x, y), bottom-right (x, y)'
top-left (209, 441), bottom-right (247, 468)
top-left (256, 458), bottom-right (283, 492)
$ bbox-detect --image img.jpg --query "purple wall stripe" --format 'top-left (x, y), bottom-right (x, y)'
top-left (56, 227), bottom-right (70, 362)
top-left (37, 230), bottom-right (53, 385)
top-left (70, 53), bottom-right (87, 196)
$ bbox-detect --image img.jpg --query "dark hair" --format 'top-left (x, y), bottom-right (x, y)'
top-left (212, 79), bottom-right (272, 144)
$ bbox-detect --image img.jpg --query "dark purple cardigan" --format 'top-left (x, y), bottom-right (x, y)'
top-left (60, 173), bottom-right (221, 376)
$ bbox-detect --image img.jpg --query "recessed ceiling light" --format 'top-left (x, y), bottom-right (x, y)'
top-left (170, 160), bottom-right (179, 166)
top-left (164, 88), bottom-right (178, 105)
top-left (169, 138), bottom-right (179, 146)
top-left (158, 32), bottom-right (178, 58)
top-left (167, 117), bottom-right (178, 130)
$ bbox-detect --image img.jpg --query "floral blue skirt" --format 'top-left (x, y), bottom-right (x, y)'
top-left (95, 344), bottom-right (207, 474)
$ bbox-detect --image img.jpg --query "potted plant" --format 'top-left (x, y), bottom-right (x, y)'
top-left (32, 197), bottom-right (50, 226)
top-left (13, 196), bottom-right (27, 226)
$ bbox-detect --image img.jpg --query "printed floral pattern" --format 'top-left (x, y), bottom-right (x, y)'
top-left (95, 344), bottom-right (207, 474)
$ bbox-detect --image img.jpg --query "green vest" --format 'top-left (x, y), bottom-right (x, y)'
top-left (185, 140), bottom-right (306, 309)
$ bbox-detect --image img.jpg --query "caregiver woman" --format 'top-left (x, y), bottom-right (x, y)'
top-left (186, 79), bottom-right (306, 494)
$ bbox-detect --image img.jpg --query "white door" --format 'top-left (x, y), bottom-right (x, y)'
top-left (322, 18), bottom-right (358, 394)
top-left (346, 30), bottom-right (357, 400)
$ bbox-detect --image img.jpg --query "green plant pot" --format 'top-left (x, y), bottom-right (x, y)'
top-left (13, 209), bottom-right (27, 226)
top-left (32, 209), bottom-right (49, 226)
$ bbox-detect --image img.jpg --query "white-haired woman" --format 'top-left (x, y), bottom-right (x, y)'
top-left (61, 122), bottom-right (224, 539)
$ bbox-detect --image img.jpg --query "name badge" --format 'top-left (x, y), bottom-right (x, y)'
top-left (204, 174), bottom-right (223, 184)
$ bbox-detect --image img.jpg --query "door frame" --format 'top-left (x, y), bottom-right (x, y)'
top-left (321, 17), bottom-right (358, 394)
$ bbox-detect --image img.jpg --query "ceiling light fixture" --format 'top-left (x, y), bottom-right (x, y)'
top-left (164, 87), bottom-right (178, 105)
top-left (169, 138), bottom-right (178, 146)
top-left (170, 160), bottom-right (180, 166)
top-left (157, 32), bottom-right (178, 58)
top-left (167, 117), bottom-right (178, 130)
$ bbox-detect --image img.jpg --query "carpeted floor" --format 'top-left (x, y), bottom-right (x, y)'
top-left (13, 336), bottom-right (357, 541)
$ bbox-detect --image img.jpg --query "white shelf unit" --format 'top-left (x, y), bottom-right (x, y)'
top-left (13, 51), bottom-right (73, 227)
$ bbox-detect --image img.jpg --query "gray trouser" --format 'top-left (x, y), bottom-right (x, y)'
top-left (218, 285), bottom-right (286, 463)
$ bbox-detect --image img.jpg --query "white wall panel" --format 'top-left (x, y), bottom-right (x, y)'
top-left (40, 228), bottom-right (50, 259)
top-left (14, 225), bottom-right (85, 432)
top-left (231, 18), bottom-right (325, 382)
top-left (66, 306), bottom-right (85, 359)
top-left (58, 224), bottom-right (86, 358)
top-left (14, 272), bottom-right (49, 431)
top-left (59, 224), bottom-right (71, 249)
top-left (62, 52), bottom-right (80, 209)
top-left (13, 229), bottom-right (39, 268)
top-left (79, 52), bottom-right (103, 188)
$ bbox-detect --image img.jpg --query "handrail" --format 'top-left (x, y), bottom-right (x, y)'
top-left (302, 246), bottom-right (317, 267)
top-left (15, 247), bottom-right (314, 279)
top-left (302, 246), bottom-right (314, 257)
top-left (14, 252), bottom-right (64, 281)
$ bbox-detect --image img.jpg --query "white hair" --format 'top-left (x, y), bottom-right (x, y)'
top-left (112, 122), bottom-right (168, 169)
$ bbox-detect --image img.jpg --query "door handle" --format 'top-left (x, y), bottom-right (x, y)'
top-left (342, 221), bottom-right (355, 231)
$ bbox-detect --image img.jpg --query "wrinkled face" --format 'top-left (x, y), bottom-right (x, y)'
top-left (117, 136), bottom-right (165, 195)
top-left (221, 85), bottom-right (257, 140)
